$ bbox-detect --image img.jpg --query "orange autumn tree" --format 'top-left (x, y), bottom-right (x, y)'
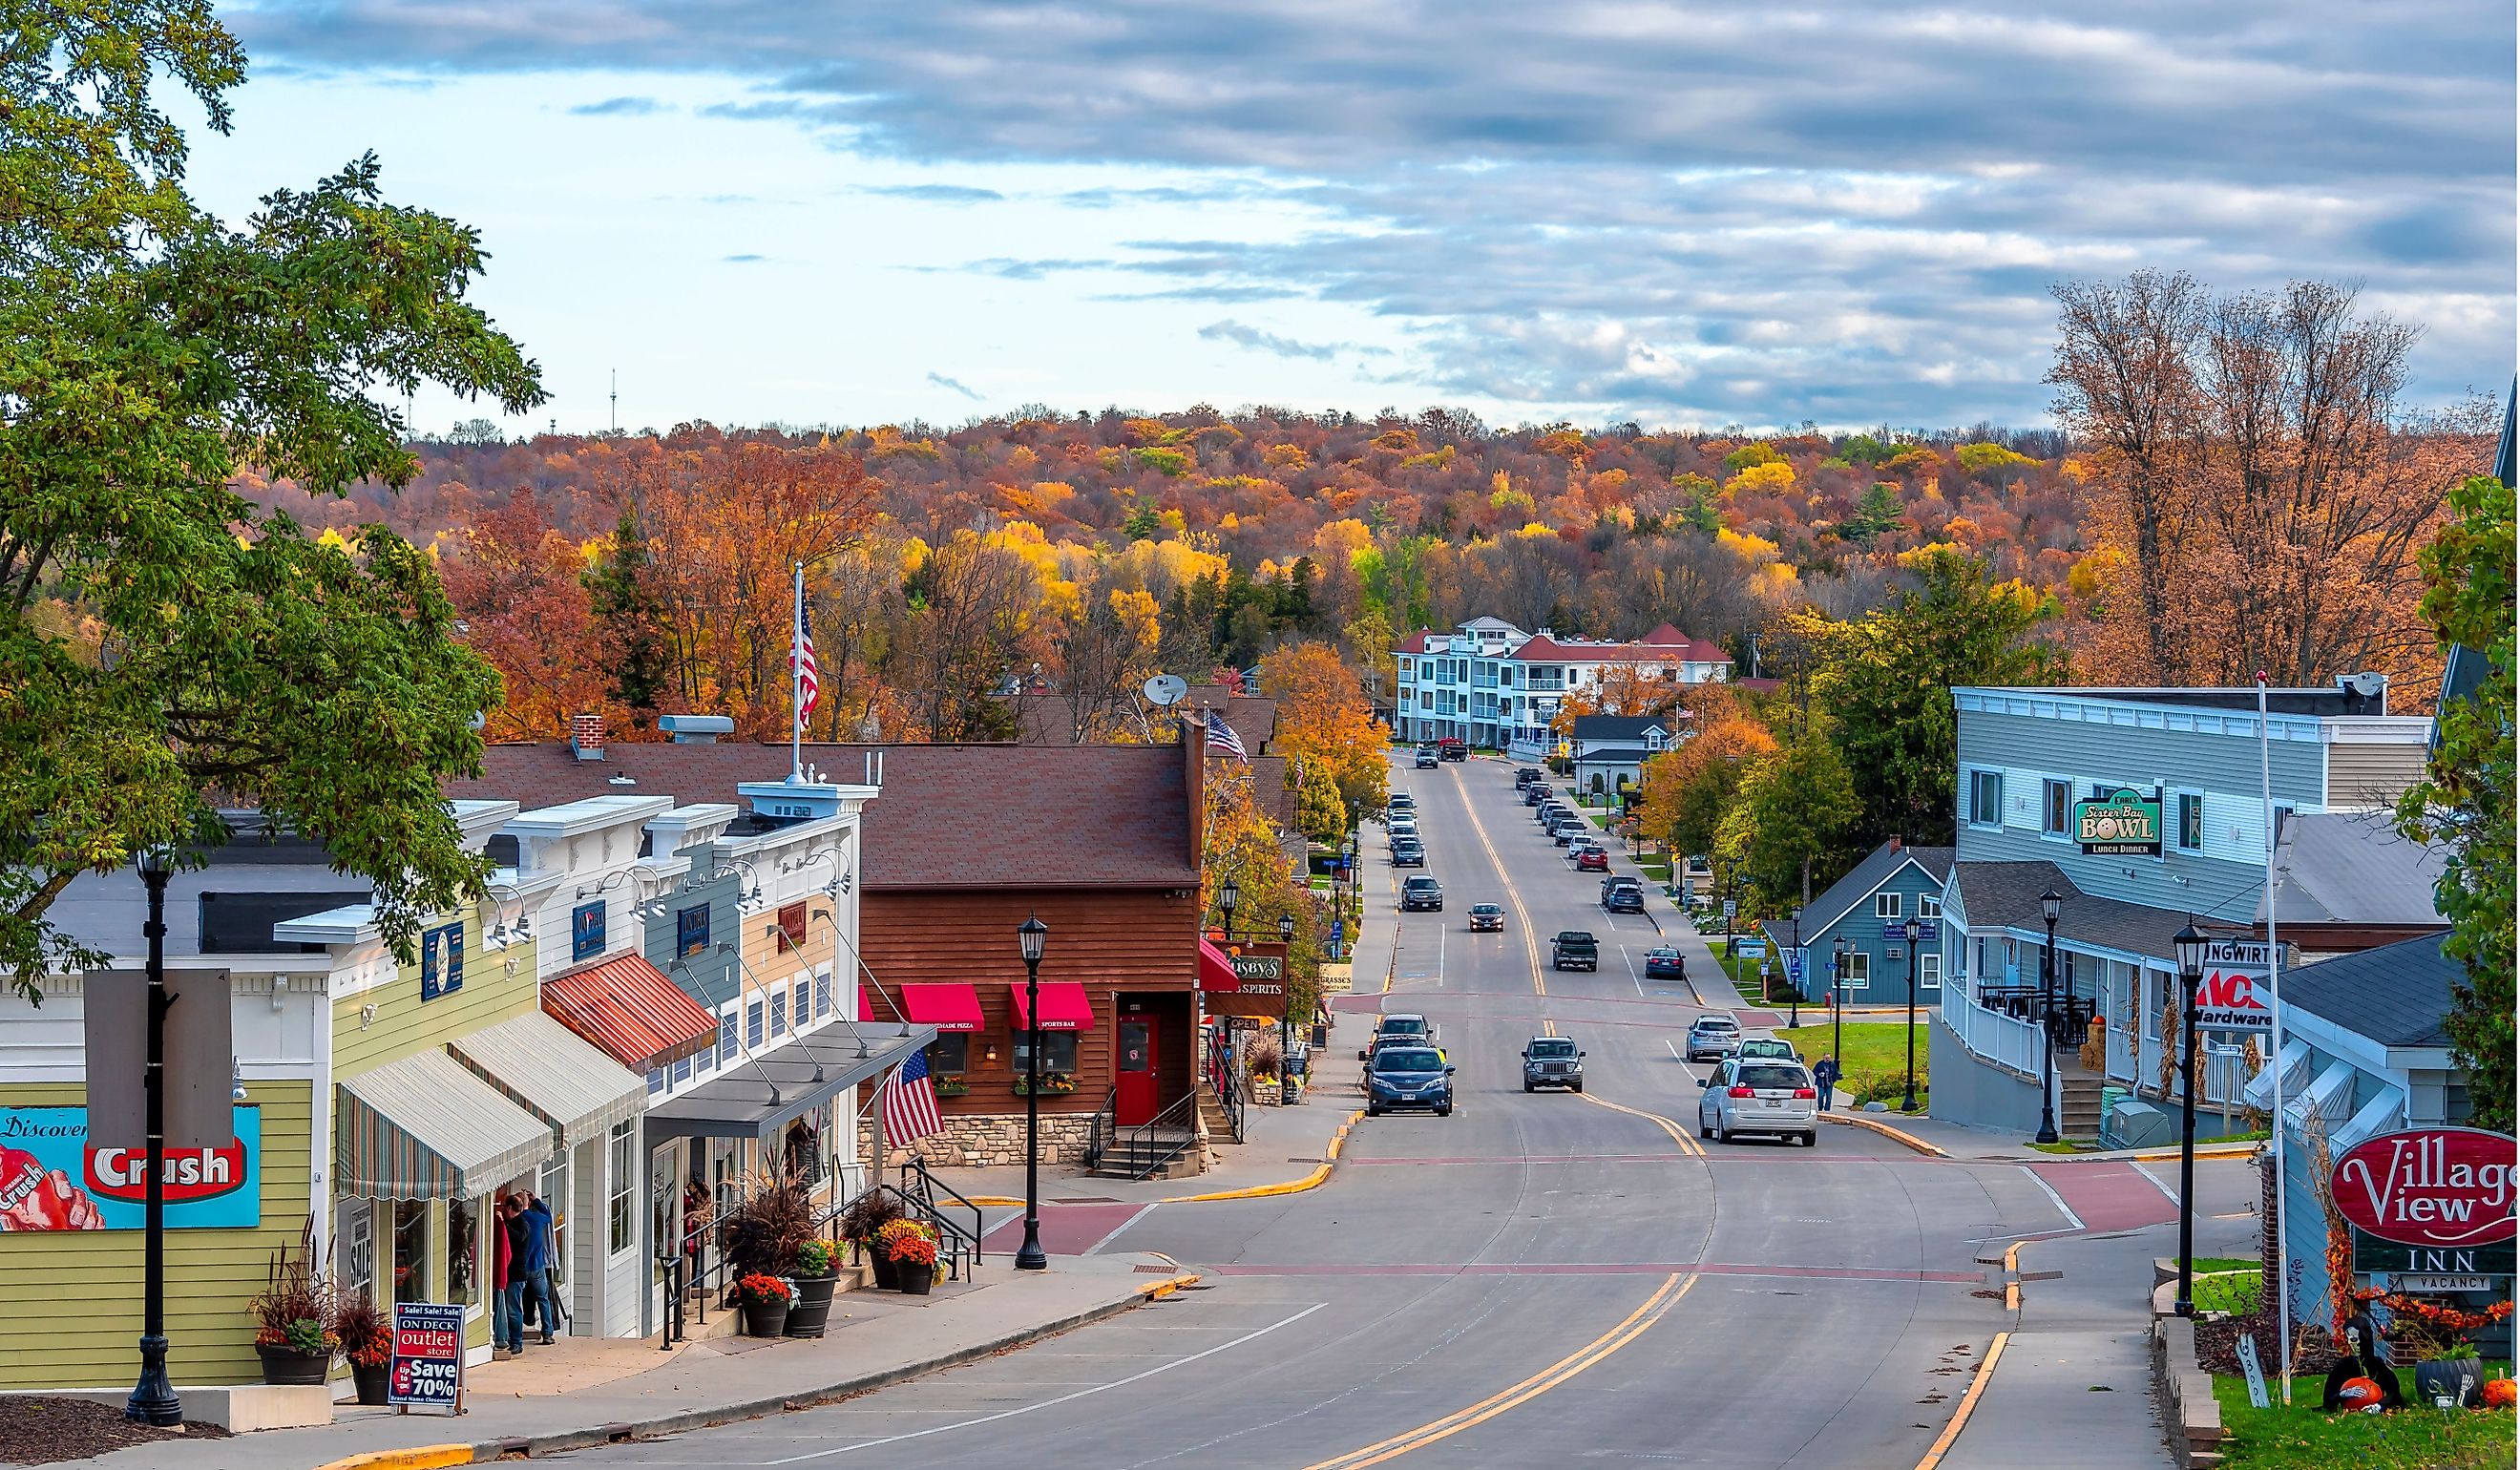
top-left (1258, 641), bottom-right (1388, 825)
top-left (439, 490), bottom-right (616, 741)
top-left (1636, 715), bottom-right (1780, 861)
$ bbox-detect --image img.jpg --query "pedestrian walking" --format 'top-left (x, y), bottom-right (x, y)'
top-left (518, 1193), bottom-right (559, 1344)
top-left (1811, 1055), bottom-right (1841, 1113)
top-left (496, 1194), bottom-right (527, 1354)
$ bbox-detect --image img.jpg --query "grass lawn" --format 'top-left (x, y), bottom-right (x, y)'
top-left (1708, 940), bottom-right (1782, 1003)
top-left (2192, 1270), bottom-right (2260, 1315)
top-left (2213, 1376), bottom-right (2515, 1468)
top-left (1785, 1021), bottom-right (1930, 1107)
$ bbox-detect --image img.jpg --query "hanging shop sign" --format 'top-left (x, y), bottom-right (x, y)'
top-left (2074, 788), bottom-right (2163, 856)
top-left (2333, 1127), bottom-right (2516, 1252)
top-left (0, 1105), bottom-right (260, 1230)
top-left (2192, 940), bottom-right (2274, 1033)
top-left (1206, 943), bottom-right (1292, 1018)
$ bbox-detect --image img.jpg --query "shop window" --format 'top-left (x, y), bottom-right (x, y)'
top-left (676, 903), bottom-right (711, 959)
top-left (776, 901), bottom-right (808, 954)
top-left (1013, 1031), bottom-right (1080, 1076)
top-left (1875, 892), bottom-right (1901, 919)
top-left (769, 990), bottom-right (788, 1038)
top-left (2042, 779), bottom-right (2070, 837)
top-left (1920, 953), bottom-right (1942, 990)
top-left (718, 1012), bottom-right (737, 1066)
top-left (340, 1201), bottom-right (374, 1300)
top-left (607, 1121), bottom-right (636, 1257)
top-left (1841, 952), bottom-right (1871, 987)
top-left (393, 1201), bottom-right (428, 1303)
top-left (446, 1196), bottom-right (477, 1307)
top-left (929, 1033), bottom-right (968, 1093)
top-left (813, 969), bottom-right (831, 1018)
top-left (1920, 894), bottom-right (1942, 921)
top-left (791, 979), bottom-right (810, 1032)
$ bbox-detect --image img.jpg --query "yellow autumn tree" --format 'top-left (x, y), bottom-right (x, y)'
top-left (1258, 641), bottom-right (1389, 821)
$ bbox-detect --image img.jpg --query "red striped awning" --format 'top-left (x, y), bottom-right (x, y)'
top-left (1199, 938), bottom-right (1243, 993)
top-left (542, 953), bottom-right (718, 1074)
top-left (1008, 981), bottom-right (1096, 1031)
top-left (899, 984), bottom-right (984, 1032)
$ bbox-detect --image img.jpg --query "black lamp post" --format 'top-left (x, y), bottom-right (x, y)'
top-left (2034, 888), bottom-right (2064, 1145)
top-left (1786, 907), bottom-right (1802, 1029)
top-left (126, 847), bottom-right (181, 1426)
top-left (1014, 915), bottom-right (1049, 1272)
top-left (1900, 917), bottom-right (1922, 1113)
top-left (1277, 913), bottom-right (1298, 1098)
top-left (1831, 935), bottom-right (1849, 1071)
top-left (2172, 919), bottom-right (2208, 1316)
top-left (1218, 873), bottom-right (1240, 941)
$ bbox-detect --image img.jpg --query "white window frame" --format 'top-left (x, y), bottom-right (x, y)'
top-left (1841, 952), bottom-right (1871, 988)
top-left (2172, 788), bottom-right (2205, 854)
top-left (1920, 952), bottom-right (1942, 990)
top-left (1875, 892), bottom-right (1902, 920)
top-left (606, 1120), bottom-right (636, 1259)
top-left (1919, 894), bottom-right (1942, 921)
top-left (1966, 768), bottom-right (2003, 830)
top-left (2041, 778), bottom-right (2071, 839)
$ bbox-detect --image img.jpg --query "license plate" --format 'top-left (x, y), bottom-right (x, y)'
top-left (1762, 1099), bottom-right (1782, 1108)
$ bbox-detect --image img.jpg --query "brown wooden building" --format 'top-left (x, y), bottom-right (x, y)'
top-left (451, 733), bottom-right (1208, 1168)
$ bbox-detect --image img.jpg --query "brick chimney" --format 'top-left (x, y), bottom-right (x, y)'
top-left (570, 712), bottom-right (608, 761)
top-left (1888, 835), bottom-right (1900, 851)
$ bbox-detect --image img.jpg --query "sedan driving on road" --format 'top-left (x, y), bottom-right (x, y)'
top-left (1468, 903), bottom-right (1505, 932)
top-left (1643, 946), bottom-right (1687, 980)
top-left (1697, 1057), bottom-right (1818, 1145)
top-left (1574, 847), bottom-right (1609, 872)
top-left (1522, 1037), bottom-right (1584, 1092)
top-left (1400, 875), bottom-right (1444, 912)
top-left (1683, 1015), bottom-right (1742, 1061)
top-left (1602, 877), bottom-right (1647, 914)
top-left (1366, 1046), bottom-right (1454, 1116)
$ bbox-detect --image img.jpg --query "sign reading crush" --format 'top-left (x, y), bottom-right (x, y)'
top-left (2331, 1128), bottom-right (2517, 1251)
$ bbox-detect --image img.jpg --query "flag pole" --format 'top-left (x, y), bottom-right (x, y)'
top-left (791, 561), bottom-right (805, 783)
top-left (2259, 671), bottom-right (2291, 1403)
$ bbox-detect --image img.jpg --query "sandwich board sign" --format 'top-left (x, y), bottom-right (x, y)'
top-left (387, 1301), bottom-right (466, 1413)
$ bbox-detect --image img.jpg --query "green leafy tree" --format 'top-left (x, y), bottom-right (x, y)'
top-left (1737, 733), bottom-right (1858, 911)
top-left (2395, 473), bottom-right (2514, 1132)
top-left (588, 507), bottom-right (669, 723)
top-left (1803, 546), bottom-right (2067, 850)
top-left (1839, 482), bottom-right (1906, 546)
top-left (0, 4), bottom-right (545, 998)
top-left (1293, 761), bottom-right (1346, 845)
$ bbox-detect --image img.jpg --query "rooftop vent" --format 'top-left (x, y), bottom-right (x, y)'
top-left (659, 713), bottom-right (735, 745)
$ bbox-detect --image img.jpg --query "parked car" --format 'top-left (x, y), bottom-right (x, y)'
top-left (1643, 945), bottom-right (1687, 979)
top-left (1550, 931), bottom-right (1599, 971)
top-left (1522, 786), bottom-right (1548, 807)
top-left (1602, 877), bottom-right (1647, 914)
top-left (1515, 766), bottom-right (1544, 788)
top-left (1551, 822), bottom-right (1583, 848)
top-left (1365, 1045), bottom-right (1455, 1117)
top-left (1522, 1037), bottom-right (1584, 1093)
top-left (1386, 818), bottom-right (1418, 842)
top-left (1438, 738), bottom-right (1467, 762)
top-left (1574, 848), bottom-right (1610, 872)
top-left (1468, 903), bottom-right (1505, 932)
top-left (1361, 1013), bottom-right (1432, 1059)
top-left (1400, 875), bottom-right (1444, 912)
top-left (1740, 1038), bottom-right (1798, 1061)
top-left (1390, 838), bottom-right (1425, 867)
top-left (1683, 1015), bottom-right (1743, 1062)
top-left (1414, 745), bottom-right (1439, 768)
top-left (1387, 793), bottom-right (1415, 815)
top-left (1697, 1058), bottom-right (1818, 1145)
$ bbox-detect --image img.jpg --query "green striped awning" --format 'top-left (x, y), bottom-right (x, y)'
top-left (336, 1049), bottom-right (553, 1201)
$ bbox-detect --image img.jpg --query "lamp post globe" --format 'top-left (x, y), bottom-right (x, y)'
top-left (1218, 874), bottom-right (1240, 939)
top-left (1015, 915), bottom-right (1050, 1272)
top-left (2171, 919), bottom-right (2208, 1315)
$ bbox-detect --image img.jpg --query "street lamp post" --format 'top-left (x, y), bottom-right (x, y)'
top-left (1278, 913), bottom-right (1297, 1102)
top-left (2034, 889), bottom-right (2064, 1145)
top-left (1014, 916), bottom-right (1049, 1272)
top-left (1786, 908), bottom-right (1802, 1029)
top-left (1218, 873), bottom-right (1239, 942)
top-left (1831, 935), bottom-right (1849, 1071)
top-left (2172, 920), bottom-right (2208, 1316)
top-left (126, 847), bottom-right (181, 1426)
top-left (1900, 917), bottom-right (1922, 1114)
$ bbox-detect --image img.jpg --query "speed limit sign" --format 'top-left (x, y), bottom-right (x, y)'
top-left (1722, 900), bottom-right (1737, 918)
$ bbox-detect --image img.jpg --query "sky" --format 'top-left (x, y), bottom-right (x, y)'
top-left (203, 1), bottom-right (2515, 437)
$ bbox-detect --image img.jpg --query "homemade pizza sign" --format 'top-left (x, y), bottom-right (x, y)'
top-left (2331, 1128), bottom-right (2517, 1251)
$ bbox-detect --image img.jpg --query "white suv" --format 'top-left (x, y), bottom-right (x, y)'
top-left (1697, 1058), bottom-right (1818, 1146)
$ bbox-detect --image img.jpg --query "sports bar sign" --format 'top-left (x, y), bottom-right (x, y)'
top-left (1206, 942), bottom-right (1291, 1018)
top-left (2332, 1127), bottom-right (2517, 1252)
top-left (2074, 787), bottom-right (2162, 856)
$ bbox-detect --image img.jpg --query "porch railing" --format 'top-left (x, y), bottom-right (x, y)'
top-left (1102, 1090), bottom-right (1201, 1181)
top-left (1204, 1024), bottom-right (1246, 1144)
top-left (1943, 988), bottom-right (2050, 1082)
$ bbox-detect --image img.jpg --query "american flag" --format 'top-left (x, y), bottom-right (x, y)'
top-left (790, 616), bottom-right (821, 727)
top-left (882, 1048), bottom-right (943, 1146)
top-left (1204, 711), bottom-right (1248, 761)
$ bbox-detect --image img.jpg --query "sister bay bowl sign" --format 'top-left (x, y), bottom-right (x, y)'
top-left (2331, 1127), bottom-right (2517, 1250)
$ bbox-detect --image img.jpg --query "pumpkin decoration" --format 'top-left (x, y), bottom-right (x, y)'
top-left (2480, 1377), bottom-right (2517, 1410)
top-left (2335, 1377), bottom-right (2385, 1414)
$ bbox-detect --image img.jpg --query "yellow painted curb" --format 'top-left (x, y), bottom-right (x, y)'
top-left (966, 1195), bottom-right (1025, 1207)
top-left (309, 1447), bottom-right (473, 1470)
top-left (1161, 1110), bottom-right (1364, 1202)
top-left (1914, 1330), bottom-right (2009, 1470)
top-left (1136, 1272), bottom-right (1202, 1301)
top-left (2118, 1142), bottom-right (2260, 1163)
top-left (1818, 1110), bottom-right (1947, 1157)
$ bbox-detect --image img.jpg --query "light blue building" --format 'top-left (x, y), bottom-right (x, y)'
top-left (1764, 839), bottom-right (1952, 1010)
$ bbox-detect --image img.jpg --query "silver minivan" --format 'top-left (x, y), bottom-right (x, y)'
top-left (1696, 1057), bottom-right (1818, 1146)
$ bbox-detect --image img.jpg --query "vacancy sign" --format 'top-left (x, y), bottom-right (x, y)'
top-left (2192, 940), bottom-right (2274, 1033)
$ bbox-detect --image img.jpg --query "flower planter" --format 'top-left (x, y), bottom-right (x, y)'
top-left (741, 1297), bottom-right (790, 1337)
top-left (1250, 1082), bottom-right (1282, 1105)
top-left (897, 1261), bottom-right (934, 1296)
top-left (256, 1342), bottom-right (332, 1386)
top-left (786, 1273), bottom-right (839, 1337)
top-left (350, 1361), bottom-right (391, 1405)
top-left (869, 1248), bottom-right (900, 1291)
top-left (2415, 1359), bottom-right (2484, 1409)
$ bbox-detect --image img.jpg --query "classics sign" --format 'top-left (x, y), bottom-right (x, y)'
top-left (2074, 787), bottom-right (2162, 856)
top-left (2331, 1127), bottom-right (2517, 1251)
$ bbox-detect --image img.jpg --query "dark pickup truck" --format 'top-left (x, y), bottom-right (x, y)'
top-left (1549, 931), bottom-right (1599, 971)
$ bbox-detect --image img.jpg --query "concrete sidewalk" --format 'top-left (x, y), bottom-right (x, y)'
top-left (80, 1257), bottom-right (1194, 1470)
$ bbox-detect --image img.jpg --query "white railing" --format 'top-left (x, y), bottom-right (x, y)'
top-left (1942, 990), bottom-right (2048, 1080)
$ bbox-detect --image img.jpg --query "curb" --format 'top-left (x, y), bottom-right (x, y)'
top-left (1913, 1331), bottom-right (2009, 1470)
top-left (1160, 1111), bottom-right (1363, 1202)
top-left (382, 1270), bottom-right (1206, 1465)
top-left (1817, 1110), bottom-right (1948, 1157)
top-left (965, 1196), bottom-right (1025, 1207)
top-left (311, 1450), bottom-right (475, 1470)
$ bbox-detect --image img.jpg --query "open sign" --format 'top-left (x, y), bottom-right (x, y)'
top-left (2332, 1127), bottom-right (2518, 1251)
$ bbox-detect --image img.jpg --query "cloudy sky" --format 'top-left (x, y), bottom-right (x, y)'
top-left (208, 1), bottom-right (2512, 434)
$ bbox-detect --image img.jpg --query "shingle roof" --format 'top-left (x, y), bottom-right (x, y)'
top-left (2262, 813), bottom-right (2447, 926)
top-left (1802, 840), bottom-right (1956, 936)
top-left (2281, 932), bottom-right (2461, 1048)
top-left (1508, 633), bottom-right (1728, 664)
top-left (1570, 715), bottom-right (1673, 744)
top-left (449, 741), bottom-right (1201, 890)
top-left (1396, 630), bottom-right (1437, 654)
top-left (1947, 860), bottom-right (2210, 962)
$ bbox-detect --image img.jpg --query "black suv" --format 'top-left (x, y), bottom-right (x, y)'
top-left (1550, 931), bottom-right (1600, 971)
top-left (1400, 875), bottom-right (1444, 912)
top-left (1601, 876), bottom-right (1647, 914)
top-left (1514, 767), bottom-right (1544, 788)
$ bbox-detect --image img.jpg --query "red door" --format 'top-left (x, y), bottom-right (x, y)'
top-left (1117, 1018), bottom-right (1158, 1125)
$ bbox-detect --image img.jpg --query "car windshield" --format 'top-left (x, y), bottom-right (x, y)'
top-left (1649, 948), bottom-right (1677, 959)
top-left (1472, 904), bottom-right (1501, 914)
top-left (1528, 1040), bottom-right (1576, 1059)
top-left (1376, 1049), bottom-right (1442, 1073)
top-left (1691, 1018), bottom-right (1740, 1034)
top-left (1737, 1064), bottom-right (1807, 1090)
top-left (1379, 1018), bottom-right (1426, 1036)
top-left (1742, 1040), bottom-right (1793, 1056)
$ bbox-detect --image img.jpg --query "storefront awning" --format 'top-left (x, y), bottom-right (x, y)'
top-left (449, 1011), bottom-right (646, 1151)
top-left (1198, 939), bottom-right (1242, 993)
top-left (1009, 981), bottom-right (1097, 1031)
top-left (541, 953), bottom-right (719, 1074)
top-left (899, 984), bottom-right (984, 1032)
top-left (643, 1023), bottom-right (936, 1144)
top-left (337, 1049), bottom-right (552, 1201)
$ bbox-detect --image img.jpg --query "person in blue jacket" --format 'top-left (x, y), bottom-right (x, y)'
top-left (514, 1193), bottom-right (558, 1345)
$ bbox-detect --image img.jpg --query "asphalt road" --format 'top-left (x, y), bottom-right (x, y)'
top-left (568, 754), bottom-right (2243, 1469)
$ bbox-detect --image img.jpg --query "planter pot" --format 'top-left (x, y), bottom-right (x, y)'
top-left (786, 1273), bottom-right (839, 1337)
top-left (897, 1261), bottom-right (935, 1296)
top-left (350, 1361), bottom-right (390, 1405)
top-left (256, 1342), bottom-right (332, 1386)
top-left (869, 1249), bottom-right (900, 1291)
top-left (741, 1298), bottom-right (790, 1337)
top-left (2414, 1359), bottom-right (2483, 1408)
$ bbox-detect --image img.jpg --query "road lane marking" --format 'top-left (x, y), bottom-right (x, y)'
top-left (1083, 1203), bottom-right (1161, 1254)
top-left (1575, 1089), bottom-right (1705, 1159)
top-left (2130, 1160), bottom-right (2180, 1204)
top-left (2017, 1166), bottom-right (2087, 1231)
top-left (1913, 1331), bottom-right (2009, 1470)
top-left (1298, 1273), bottom-right (1693, 1470)
top-left (763, 1302), bottom-right (1330, 1462)
top-left (1447, 766), bottom-right (1545, 998)
top-left (1665, 1039), bottom-right (1684, 1061)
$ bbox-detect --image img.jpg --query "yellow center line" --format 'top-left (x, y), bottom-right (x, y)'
top-left (1300, 1272), bottom-right (1695, 1470)
top-left (1574, 1089), bottom-right (1705, 1158)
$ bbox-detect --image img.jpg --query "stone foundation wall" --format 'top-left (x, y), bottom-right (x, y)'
top-left (856, 1111), bottom-right (1101, 1167)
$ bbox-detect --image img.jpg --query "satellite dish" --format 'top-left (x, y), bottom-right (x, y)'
top-left (1144, 674), bottom-right (1189, 707)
